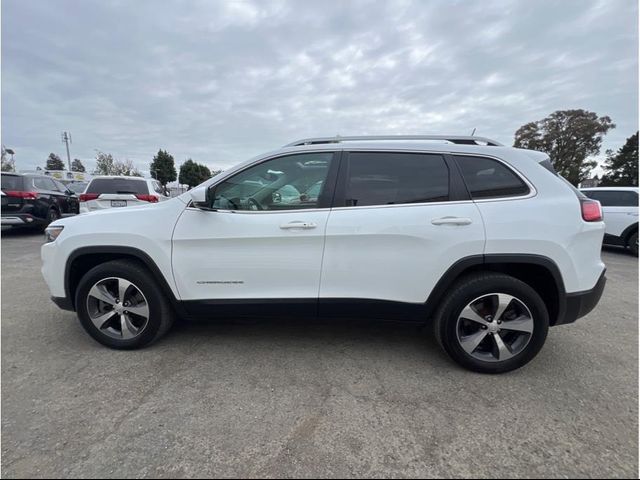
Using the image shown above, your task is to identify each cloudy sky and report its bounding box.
[2,0,638,175]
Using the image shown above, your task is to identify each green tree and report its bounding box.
[179,159,213,188]
[46,153,65,171]
[71,158,86,172]
[514,109,615,186]
[150,149,177,187]
[93,151,115,175]
[600,132,638,187]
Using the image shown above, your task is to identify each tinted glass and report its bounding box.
[67,182,87,194]
[86,178,149,195]
[1,175,23,190]
[583,190,639,207]
[53,179,68,192]
[212,153,333,211]
[153,181,165,195]
[344,152,449,207]
[456,156,529,199]
[33,177,57,191]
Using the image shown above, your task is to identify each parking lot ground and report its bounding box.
[1,227,638,478]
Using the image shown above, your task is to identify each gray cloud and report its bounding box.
[2,0,637,175]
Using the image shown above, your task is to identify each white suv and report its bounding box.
[79,176,168,213]
[580,187,638,256]
[41,135,607,373]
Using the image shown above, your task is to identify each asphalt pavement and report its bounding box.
[1,227,638,478]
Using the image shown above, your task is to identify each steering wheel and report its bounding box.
[247,197,263,211]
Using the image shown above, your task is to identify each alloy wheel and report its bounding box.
[86,277,150,340]
[456,293,534,362]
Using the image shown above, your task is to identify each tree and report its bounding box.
[93,151,142,176]
[600,132,638,187]
[179,159,213,188]
[113,159,142,177]
[46,153,65,171]
[150,149,176,187]
[71,158,86,172]
[93,151,115,175]
[1,146,15,172]
[514,109,615,186]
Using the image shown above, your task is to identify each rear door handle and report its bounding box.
[280,221,317,230]
[431,217,473,226]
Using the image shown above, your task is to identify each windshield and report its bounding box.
[67,182,88,194]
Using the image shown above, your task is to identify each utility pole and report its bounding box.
[61,131,72,171]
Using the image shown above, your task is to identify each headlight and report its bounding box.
[44,226,64,243]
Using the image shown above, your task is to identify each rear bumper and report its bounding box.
[1,213,44,226]
[556,270,607,326]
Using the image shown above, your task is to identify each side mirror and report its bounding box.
[190,187,215,211]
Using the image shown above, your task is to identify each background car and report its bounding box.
[79,176,169,213]
[581,187,638,256]
[1,172,79,229]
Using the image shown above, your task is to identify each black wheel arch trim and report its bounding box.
[424,253,569,325]
[64,246,186,316]
[622,222,638,244]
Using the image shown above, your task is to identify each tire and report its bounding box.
[627,231,638,257]
[75,260,174,349]
[39,208,60,231]
[432,272,549,374]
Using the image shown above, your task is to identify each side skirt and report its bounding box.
[181,298,428,323]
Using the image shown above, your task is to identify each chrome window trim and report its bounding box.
[192,147,537,213]
[338,148,537,208]
[449,152,537,203]
[192,150,338,214]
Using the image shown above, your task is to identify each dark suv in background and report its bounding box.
[1,173,79,230]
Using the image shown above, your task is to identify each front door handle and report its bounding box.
[431,216,473,226]
[280,221,317,230]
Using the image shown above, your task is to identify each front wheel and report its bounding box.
[75,260,174,349]
[433,273,549,374]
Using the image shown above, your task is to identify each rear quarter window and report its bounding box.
[455,155,530,199]
[86,178,149,195]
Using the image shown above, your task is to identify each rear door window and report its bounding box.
[33,177,58,191]
[343,152,449,207]
[455,156,530,199]
[86,178,149,195]
[583,190,638,207]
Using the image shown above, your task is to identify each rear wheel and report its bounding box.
[75,260,174,349]
[627,231,638,257]
[433,273,549,374]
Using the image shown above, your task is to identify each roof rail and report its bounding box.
[284,135,503,148]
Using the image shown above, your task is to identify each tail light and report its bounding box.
[79,193,99,202]
[135,194,159,203]
[4,191,39,199]
[580,198,602,222]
